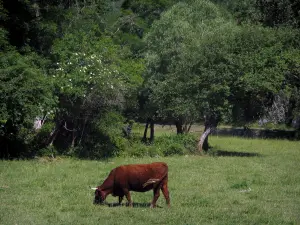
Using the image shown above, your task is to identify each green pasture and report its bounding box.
[1,137,300,225]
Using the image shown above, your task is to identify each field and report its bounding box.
[1,136,300,225]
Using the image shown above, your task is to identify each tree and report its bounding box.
[256,0,300,28]
[211,0,259,24]
[0,28,57,158]
[144,0,300,151]
[49,27,144,156]
[144,0,234,142]
[103,0,180,56]
[281,49,300,129]
[1,0,147,158]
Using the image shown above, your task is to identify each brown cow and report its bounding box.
[92,162,170,208]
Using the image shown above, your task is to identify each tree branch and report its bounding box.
[63,122,76,132]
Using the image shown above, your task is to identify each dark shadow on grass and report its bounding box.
[211,150,261,157]
[95,201,161,208]
[108,202,156,208]
[211,128,299,140]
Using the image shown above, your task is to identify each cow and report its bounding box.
[91,162,170,208]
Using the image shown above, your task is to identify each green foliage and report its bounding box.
[155,134,198,155]
[0,32,57,157]
[144,1,232,123]
[122,0,178,22]
[229,27,300,124]
[0,51,55,125]
[52,35,126,107]
[49,28,144,156]
[38,145,57,158]
[51,30,144,110]
[280,48,300,124]
[211,0,300,28]
[76,112,129,159]
[257,0,300,28]
[31,122,56,156]
[162,143,185,156]
[210,0,259,23]
[144,1,232,124]
[145,1,300,126]
[0,28,9,50]
[121,133,197,157]
[1,0,116,54]
[122,143,154,157]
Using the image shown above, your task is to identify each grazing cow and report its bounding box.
[92,162,170,208]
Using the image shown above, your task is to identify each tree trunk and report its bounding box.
[183,123,187,133]
[142,118,150,142]
[142,118,154,143]
[198,115,218,152]
[198,127,211,152]
[175,121,183,134]
[45,120,64,156]
[150,120,154,143]
[183,122,193,133]
[71,131,76,148]
[47,127,59,147]
[78,118,87,145]
[187,123,193,132]
[45,128,59,158]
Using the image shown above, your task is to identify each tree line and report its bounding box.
[1,0,300,158]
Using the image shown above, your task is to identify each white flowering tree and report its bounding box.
[49,32,144,155]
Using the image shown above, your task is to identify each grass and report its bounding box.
[1,137,300,225]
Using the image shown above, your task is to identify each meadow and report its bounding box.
[1,136,300,225]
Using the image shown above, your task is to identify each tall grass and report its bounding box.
[1,137,300,225]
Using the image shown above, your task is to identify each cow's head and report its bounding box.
[93,188,105,204]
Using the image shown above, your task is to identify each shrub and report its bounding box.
[123,143,149,157]
[38,145,57,158]
[76,111,130,159]
[162,143,185,156]
[119,133,198,158]
[155,134,198,155]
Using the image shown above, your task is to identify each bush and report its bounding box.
[31,122,55,154]
[155,134,198,155]
[122,143,149,157]
[76,111,130,159]
[119,133,198,158]
[162,143,185,156]
[38,146,57,158]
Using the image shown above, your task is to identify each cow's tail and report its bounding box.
[142,169,168,188]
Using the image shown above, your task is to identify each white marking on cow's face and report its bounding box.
[91,187,97,190]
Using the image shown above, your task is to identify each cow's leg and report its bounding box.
[124,190,133,207]
[161,181,170,207]
[150,186,161,208]
[118,195,124,205]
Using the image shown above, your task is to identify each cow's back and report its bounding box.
[114,162,168,192]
